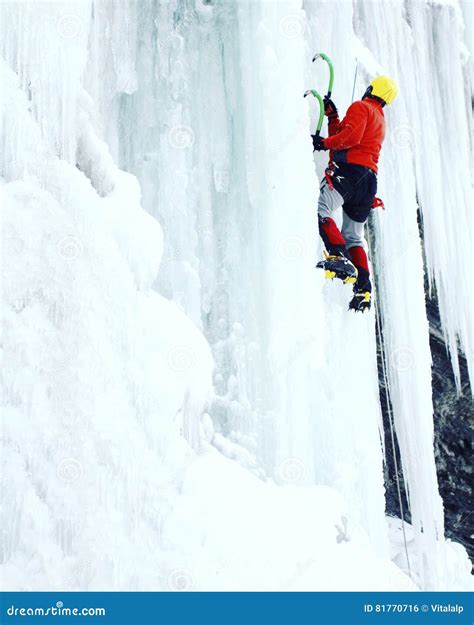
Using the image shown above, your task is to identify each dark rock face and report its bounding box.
[371,205,473,565]
[427,294,473,562]
[379,293,473,563]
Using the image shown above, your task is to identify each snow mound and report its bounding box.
[161,447,417,591]
[1,59,213,589]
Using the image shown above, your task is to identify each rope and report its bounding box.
[350,59,412,579]
[351,59,358,104]
[367,225,413,580]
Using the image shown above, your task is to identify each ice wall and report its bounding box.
[1,0,472,591]
[351,0,472,589]
[1,1,214,589]
[0,41,415,587]
[311,0,471,589]
[103,0,472,589]
[105,0,389,557]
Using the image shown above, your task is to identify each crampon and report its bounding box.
[316,253,358,284]
[348,290,371,313]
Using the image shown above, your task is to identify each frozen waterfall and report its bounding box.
[1,0,472,591]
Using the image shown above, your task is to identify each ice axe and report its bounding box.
[312,52,335,99]
[304,52,335,136]
[304,89,324,137]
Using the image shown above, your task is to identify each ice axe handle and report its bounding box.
[312,52,335,99]
[304,89,324,135]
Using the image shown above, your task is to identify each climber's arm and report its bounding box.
[324,102,368,150]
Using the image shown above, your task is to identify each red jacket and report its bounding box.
[324,98,385,173]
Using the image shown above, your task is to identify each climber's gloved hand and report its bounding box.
[323,95,338,118]
[312,135,328,151]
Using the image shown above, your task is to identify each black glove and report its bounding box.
[323,95,338,118]
[312,135,328,151]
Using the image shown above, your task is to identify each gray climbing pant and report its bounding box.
[318,178,367,250]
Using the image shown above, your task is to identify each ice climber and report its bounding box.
[312,76,398,312]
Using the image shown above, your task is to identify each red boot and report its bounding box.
[348,246,372,312]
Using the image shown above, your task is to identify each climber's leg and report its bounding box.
[317,178,347,257]
[316,179,358,283]
[341,210,371,292]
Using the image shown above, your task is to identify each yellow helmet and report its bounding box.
[366,75,398,105]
